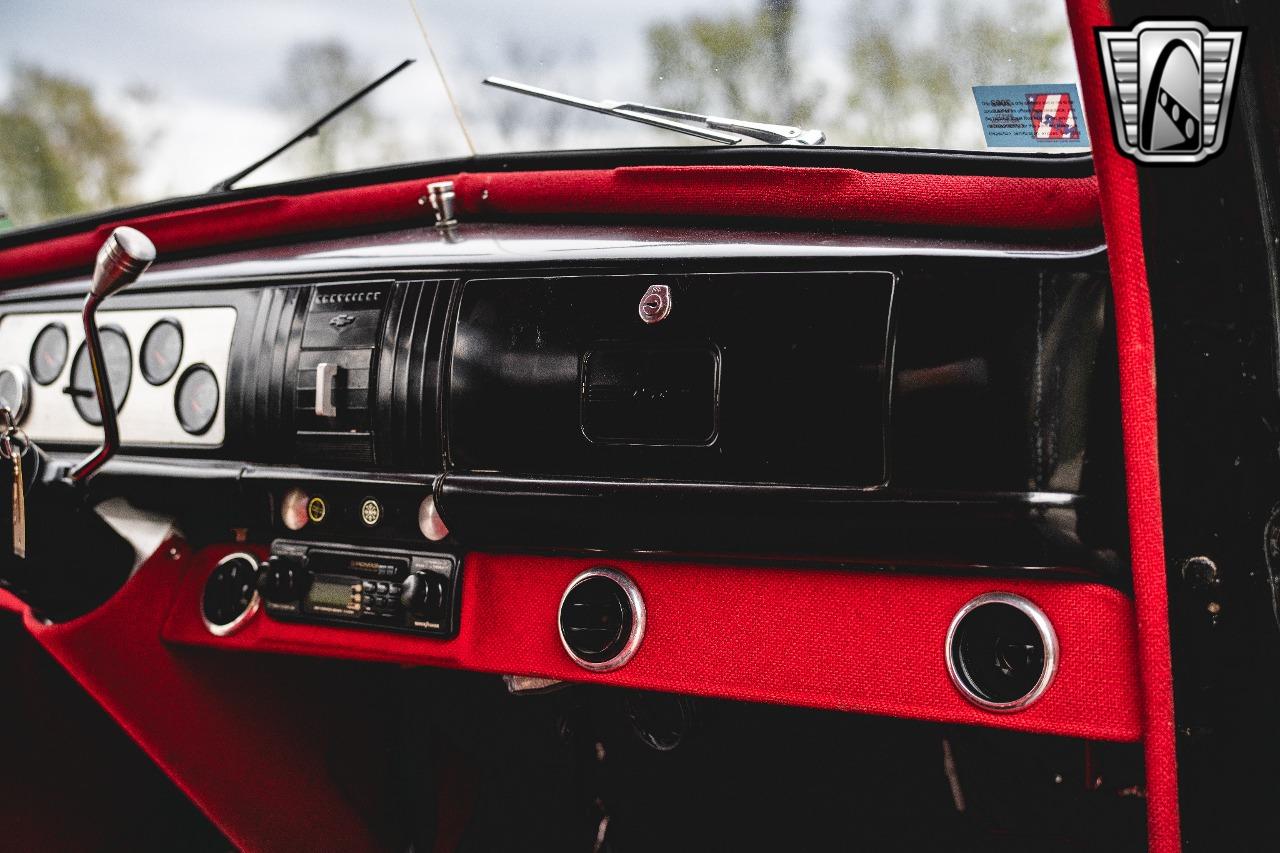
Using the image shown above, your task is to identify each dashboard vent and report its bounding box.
[558,568,645,671]
[227,285,307,461]
[373,279,453,472]
[230,279,450,471]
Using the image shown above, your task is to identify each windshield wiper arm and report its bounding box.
[210,58,416,192]
[482,77,825,146]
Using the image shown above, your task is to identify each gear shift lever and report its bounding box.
[69,227,155,482]
[0,227,154,620]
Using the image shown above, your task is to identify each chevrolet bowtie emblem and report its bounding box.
[1096,19,1245,165]
[329,313,356,331]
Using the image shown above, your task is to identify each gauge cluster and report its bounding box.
[0,307,236,447]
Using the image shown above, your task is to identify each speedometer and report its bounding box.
[174,364,219,435]
[67,326,132,425]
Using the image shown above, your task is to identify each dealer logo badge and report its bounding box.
[1096,19,1244,164]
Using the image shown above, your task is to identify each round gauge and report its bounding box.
[140,318,184,385]
[0,364,31,422]
[67,326,132,426]
[29,322,69,386]
[174,364,219,435]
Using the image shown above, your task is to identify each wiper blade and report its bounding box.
[210,58,416,193]
[482,77,825,146]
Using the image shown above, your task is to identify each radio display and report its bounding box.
[306,575,355,611]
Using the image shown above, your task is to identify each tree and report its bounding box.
[647,0,819,128]
[0,64,137,227]
[489,40,596,149]
[644,0,1072,149]
[845,0,1070,148]
[269,40,381,174]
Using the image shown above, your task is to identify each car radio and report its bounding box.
[256,540,460,637]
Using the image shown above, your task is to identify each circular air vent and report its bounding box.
[946,592,1058,712]
[201,552,261,637]
[558,568,645,672]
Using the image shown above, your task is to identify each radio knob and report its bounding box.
[257,555,306,604]
[400,571,444,619]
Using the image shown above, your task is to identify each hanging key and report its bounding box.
[0,409,25,559]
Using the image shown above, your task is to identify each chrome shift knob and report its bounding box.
[91,227,155,299]
[71,227,156,483]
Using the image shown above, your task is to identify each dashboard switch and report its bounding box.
[257,554,307,604]
[400,571,445,621]
[315,361,339,417]
[418,494,449,541]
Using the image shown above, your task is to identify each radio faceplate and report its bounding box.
[260,540,459,637]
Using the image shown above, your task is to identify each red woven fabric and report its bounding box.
[164,547,1141,743]
[0,166,1099,285]
[23,541,388,853]
[1066,1,1180,850]
[0,178,441,285]
[453,166,1100,230]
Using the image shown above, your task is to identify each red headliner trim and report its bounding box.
[1066,1,1181,850]
[0,165,1099,284]
[164,548,1142,743]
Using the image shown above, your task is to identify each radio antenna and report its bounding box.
[407,0,477,156]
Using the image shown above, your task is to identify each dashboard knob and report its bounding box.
[256,555,306,604]
[400,571,444,619]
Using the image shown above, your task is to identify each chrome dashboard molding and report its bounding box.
[0,222,1106,303]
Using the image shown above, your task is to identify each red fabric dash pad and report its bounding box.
[453,166,1102,231]
[0,178,441,285]
[0,166,1099,284]
[164,547,1142,744]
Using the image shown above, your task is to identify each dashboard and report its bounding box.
[0,224,1122,567]
[0,219,1134,744]
[0,189,1149,851]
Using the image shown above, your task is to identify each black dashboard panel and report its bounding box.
[0,224,1121,575]
[447,272,895,486]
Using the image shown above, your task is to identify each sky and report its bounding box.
[0,0,1083,209]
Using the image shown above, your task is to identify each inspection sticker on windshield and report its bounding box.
[972,84,1089,147]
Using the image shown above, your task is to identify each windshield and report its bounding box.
[0,0,1085,231]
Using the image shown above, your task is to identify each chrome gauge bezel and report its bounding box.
[0,363,32,423]
[174,363,220,436]
[140,317,185,386]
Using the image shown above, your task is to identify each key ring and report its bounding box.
[6,428,27,455]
